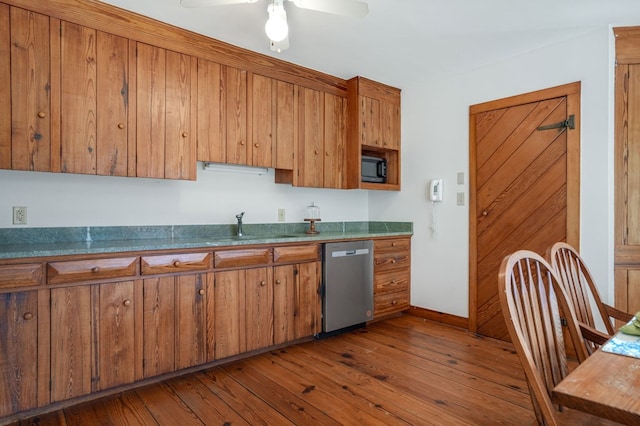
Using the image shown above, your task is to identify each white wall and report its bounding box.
[0,166,368,227]
[369,26,615,317]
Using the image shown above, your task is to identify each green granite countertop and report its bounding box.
[0,222,412,260]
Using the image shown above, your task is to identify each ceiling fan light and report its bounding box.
[265,3,288,42]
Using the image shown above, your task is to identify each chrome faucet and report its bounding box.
[235,212,245,237]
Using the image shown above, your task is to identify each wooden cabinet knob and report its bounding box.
[198,289,205,295]
[391,242,396,247]
[240,141,245,146]
[23,312,34,320]
[37,111,45,118]
[91,266,100,273]
[314,150,319,155]
[182,132,188,138]
[391,259,396,264]
[117,123,125,129]
[173,261,181,267]
[391,279,396,284]
[325,152,329,156]
[123,299,132,307]
[391,300,397,305]
[260,281,266,287]
[254,143,259,148]
[275,279,281,285]
[482,211,488,216]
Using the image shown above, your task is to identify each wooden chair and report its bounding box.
[548,242,633,354]
[498,250,618,426]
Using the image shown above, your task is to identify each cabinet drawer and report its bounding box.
[374,270,409,295]
[374,251,410,272]
[374,290,410,317]
[214,248,272,269]
[0,263,44,289]
[273,244,320,264]
[374,238,411,254]
[141,252,213,275]
[48,257,138,285]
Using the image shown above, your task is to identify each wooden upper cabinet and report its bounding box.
[249,73,297,169]
[346,76,402,190]
[297,87,324,188]
[250,73,275,168]
[8,6,52,172]
[136,42,196,180]
[0,4,10,169]
[196,61,248,166]
[323,92,346,189]
[60,23,130,175]
[223,65,248,165]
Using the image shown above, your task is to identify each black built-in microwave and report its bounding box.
[361,155,387,183]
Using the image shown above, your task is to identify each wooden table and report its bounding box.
[552,344,640,424]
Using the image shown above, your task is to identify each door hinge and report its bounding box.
[537,114,575,131]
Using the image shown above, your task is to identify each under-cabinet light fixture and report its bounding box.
[203,162,269,175]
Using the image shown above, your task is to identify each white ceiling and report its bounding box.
[97,0,640,89]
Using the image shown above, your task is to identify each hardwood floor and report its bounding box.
[12,314,535,425]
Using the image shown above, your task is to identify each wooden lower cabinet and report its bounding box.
[273,261,322,343]
[51,281,138,402]
[373,237,411,318]
[0,289,48,417]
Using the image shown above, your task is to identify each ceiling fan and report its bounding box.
[180,0,369,52]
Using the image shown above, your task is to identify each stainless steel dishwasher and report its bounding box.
[322,240,374,334]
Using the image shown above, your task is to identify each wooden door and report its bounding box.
[250,73,274,168]
[50,286,92,402]
[273,264,295,344]
[196,58,223,163]
[614,28,640,314]
[275,80,296,170]
[245,267,273,351]
[469,83,581,341]
[223,65,248,165]
[94,280,136,390]
[0,290,41,416]
[381,99,400,150]
[0,4,11,169]
[214,269,246,359]
[298,87,324,187]
[175,273,211,369]
[295,261,321,338]
[360,95,380,148]
[142,276,175,377]
[323,93,345,189]
[10,7,52,172]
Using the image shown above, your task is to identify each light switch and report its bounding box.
[457,172,465,185]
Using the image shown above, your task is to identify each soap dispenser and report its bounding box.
[304,202,321,234]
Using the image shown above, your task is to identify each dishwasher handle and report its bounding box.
[331,248,370,258]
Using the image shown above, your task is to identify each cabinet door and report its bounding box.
[214,270,246,359]
[175,273,212,369]
[250,73,274,168]
[223,66,248,165]
[323,93,345,189]
[0,4,10,169]
[295,261,321,338]
[10,7,52,171]
[360,95,380,148]
[245,267,273,351]
[136,43,195,180]
[50,286,92,402]
[94,280,136,390]
[275,80,296,170]
[96,31,130,176]
[196,58,223,163]
[297,87,324,187]
[142,276,175,377]
[0,290,42,417]
[381,100,400,150]
[273,265,295,344]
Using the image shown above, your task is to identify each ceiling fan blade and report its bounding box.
[270,35,289,52]
[180,0,257,8]
[290,0,368,17]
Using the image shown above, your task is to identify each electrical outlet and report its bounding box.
[277,208,285,222]
[13,206,27,225]
[456,193,465,206]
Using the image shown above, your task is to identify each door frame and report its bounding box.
[468,82,582,333]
